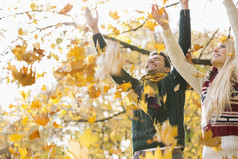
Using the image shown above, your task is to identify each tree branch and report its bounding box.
[66,110,126,123]
[196,29,219,63]
[104,35,212,65]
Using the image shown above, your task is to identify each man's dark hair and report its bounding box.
[150,51,171,69]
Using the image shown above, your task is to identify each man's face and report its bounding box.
[145,54,169,74]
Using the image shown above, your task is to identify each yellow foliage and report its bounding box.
[9,134,24,142]
[78,128,98,148]
[11,66,36,86]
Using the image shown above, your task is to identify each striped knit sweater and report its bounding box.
[201,67,238,137]
[162,0,238,137]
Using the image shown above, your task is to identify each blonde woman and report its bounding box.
[152,0,238,158]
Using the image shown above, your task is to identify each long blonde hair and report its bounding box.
[202,39,236,124]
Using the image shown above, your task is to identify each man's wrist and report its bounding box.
[91,26,100,34]
[181,3,188,10]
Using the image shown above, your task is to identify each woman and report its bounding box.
[152,0,238,158]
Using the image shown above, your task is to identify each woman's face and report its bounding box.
[211,42,227,70]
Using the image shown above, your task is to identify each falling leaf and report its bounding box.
[199,129,222,151]
[66,140,89,159]
[9,134,24,142]
[88,85,101,98]
[116,82,132,92]
[101,24,105,29]
[53,122,60,128]
[154,43,165,52]
[56,38,63,44]
[58,3,73,15]
[219,35,228,43]
[41,84,46,91]
[19,147,28,158]
[103,84,111,93]
[155,120,178,145]
[22,116,29,126]
[193,44,204,51]
[29,130,40,140]
[138,100,148,114]
[192,72,204,78]
[135,10,145,14]
[11,66,36,86]
[30,3,38,11]
[78,128,98,148]
[144,85,156,97]
[18,28,23,35]
[163,0,169,5]
[88,112,96,123]
[31,99,41,109]
[68,45,86,61]
[33,114,49,126]
[144,20,157,31]
[109,11,120,20]
[114,91,122,99]
[174,84,180,92]
[163,93,167,104]
[130,64,135,72]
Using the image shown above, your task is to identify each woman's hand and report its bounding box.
[151,4,170,30]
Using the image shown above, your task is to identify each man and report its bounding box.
[85,0,190,158]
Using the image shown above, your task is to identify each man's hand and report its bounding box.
[180,0,189,10]
[151,4,170,30]
[85,7,99,34]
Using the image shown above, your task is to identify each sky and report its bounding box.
[0,0,236,110]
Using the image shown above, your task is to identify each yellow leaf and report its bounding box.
[174,84,180,92]
[138,100,148,114]
[33,20,38,24]
[130,64,135,72]
[78,128,98,148]
[101,24,105,29]
[18,28,23,35]
[88,85,101,98]
[29,130,40,140]
[33,114,49,126]
[154,43,165,52]
[58,3,73,15]
[53,122,60,128]
[163,93,167,104]
[19,147,28,158]
[135,10,145,14]
[68,45,86,61]
[144,20,157,31]
[199,129,221,149]
[144,85,156,97]
[163,0,169,5]
[9,134,24,142]
[114,91,122,99]
[30,3,38,11]
[31,99,41,109]
[192,72,204,78]
[60,110,67,115]
[155,120,178,145]
[219,35,228,43]
[117,82,132,92]
[66,140,89,159]
[193,44,204,51]
[103,84,111,93]
[11,66,36,86]
[109,11,120,20]
[22,116,29,126]
[41,84,46,91]
[88,112,96,123]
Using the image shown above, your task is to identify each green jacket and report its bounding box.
[93,10,191,153]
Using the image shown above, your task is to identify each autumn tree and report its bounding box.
[0,0,231,158]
